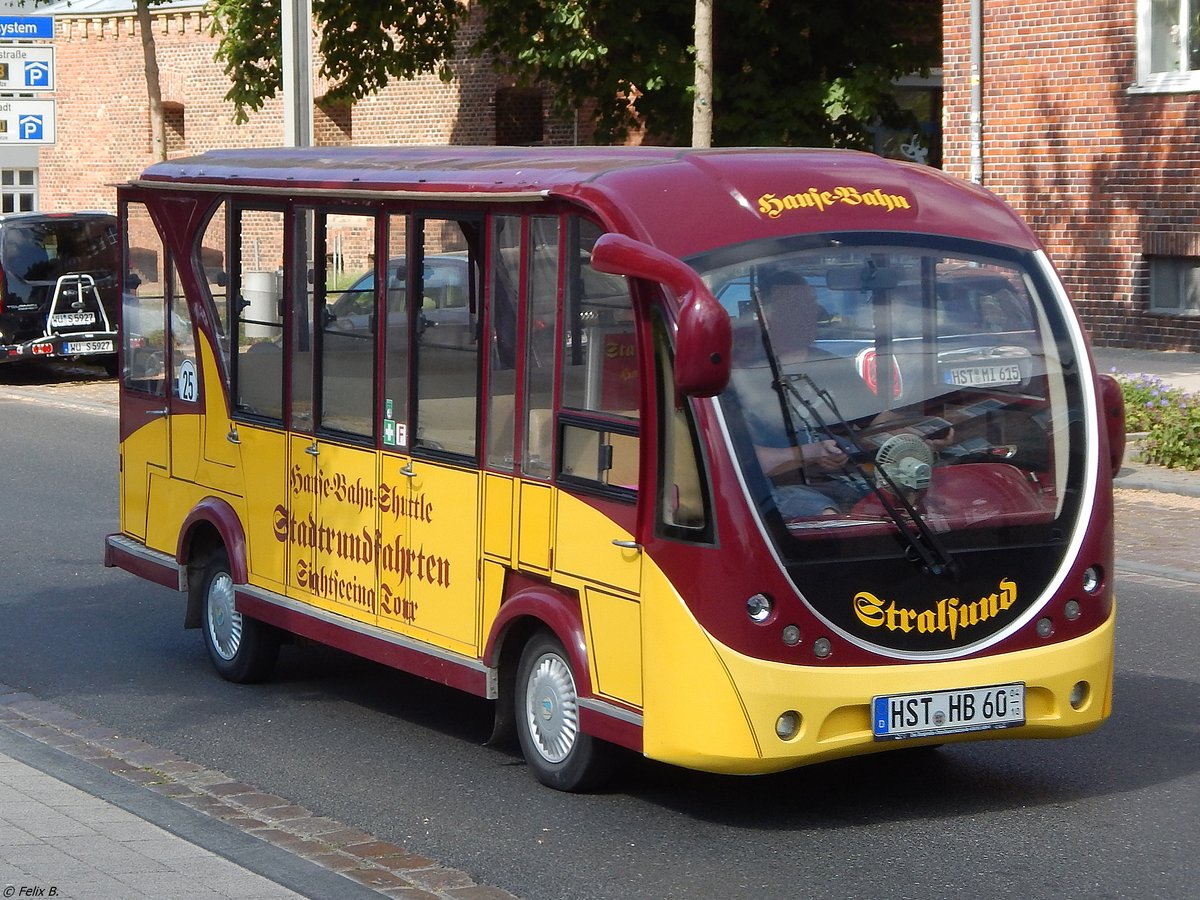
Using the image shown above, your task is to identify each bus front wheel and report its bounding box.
[198,549,279,684]
[515,632,614,792]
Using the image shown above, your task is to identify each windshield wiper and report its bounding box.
[780,372,960,578]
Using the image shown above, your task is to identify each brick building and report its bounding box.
[943,1,1200,351]
[0,0,577,215]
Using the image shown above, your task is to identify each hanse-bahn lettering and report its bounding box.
[853,578,1018,640]
[757,185,913,219]
[290,464,434,524]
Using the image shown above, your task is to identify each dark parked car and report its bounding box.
[0,211,120,372]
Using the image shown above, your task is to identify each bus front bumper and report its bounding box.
[642,605,1115,775]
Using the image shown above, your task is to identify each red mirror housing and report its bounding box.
[1097,372,1126,477]
[591,233,731,397]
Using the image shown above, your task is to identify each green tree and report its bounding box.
[209,0,462,123]
[207,0,940,148]
[473,0,941,146]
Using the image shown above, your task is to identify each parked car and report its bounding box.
[325,254,473,348]
[0,211,120,373]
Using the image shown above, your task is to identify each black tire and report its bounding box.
[515,632,614,792]
[198,548,279,683]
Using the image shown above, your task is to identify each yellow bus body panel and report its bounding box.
[641,575,1115,774]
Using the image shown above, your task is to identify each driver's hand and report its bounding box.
[803,439,849,472]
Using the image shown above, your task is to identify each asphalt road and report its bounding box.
[1,369,1198,900]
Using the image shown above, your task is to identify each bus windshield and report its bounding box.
[704,235,1084,550]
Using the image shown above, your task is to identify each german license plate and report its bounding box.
[51,312,97,327]
[872,682,1025,741]
[62,340,113,355]
[946,364,1022,387]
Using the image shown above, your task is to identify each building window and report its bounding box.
[1134,0,1200,92]
[1149,257,1200,315]
[495,87,544,146]
[1,169,36,212]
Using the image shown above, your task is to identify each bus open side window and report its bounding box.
[120,201,168,396]
[654,321,713,542]
[553,218,641,498]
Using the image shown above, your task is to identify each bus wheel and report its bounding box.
[516,632,614,792]
[199,549,279,684]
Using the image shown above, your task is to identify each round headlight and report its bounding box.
[781,624,801,646]
[776,710,802,740]
[746,593,773,624]
[813,637,832,658]
[1082,566,1102,595]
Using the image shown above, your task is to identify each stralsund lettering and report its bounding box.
[852,578,1017,640]
[758,186,912,220]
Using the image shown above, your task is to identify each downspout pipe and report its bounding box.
[969,0,984,184]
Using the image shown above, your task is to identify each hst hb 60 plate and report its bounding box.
[872,682,1025,741]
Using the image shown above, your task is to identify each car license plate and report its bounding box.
[872,682,1025,741]
[946,364,1022,387]
[62,340,114,355]
[50,312,97,327]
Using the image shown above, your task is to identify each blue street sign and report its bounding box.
[19,114,44,141]
[24,60,49,88]
[0,16,54,41]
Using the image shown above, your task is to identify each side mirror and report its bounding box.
[591,234,731,397]
[1097,372,1126,478]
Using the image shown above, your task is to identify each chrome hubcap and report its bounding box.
[524,651,579,764]
[206,571,242,662]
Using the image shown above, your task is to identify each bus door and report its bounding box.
[286,210,381,626]
[381,216,482,654]
[553,219,645,707]
[118,200,170,542]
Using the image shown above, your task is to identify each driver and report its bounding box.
[731,269,951,518]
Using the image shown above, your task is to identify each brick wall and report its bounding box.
[38,5,585,215]
[943,0,1200,351]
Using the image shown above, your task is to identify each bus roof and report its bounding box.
[136,146,1041,260]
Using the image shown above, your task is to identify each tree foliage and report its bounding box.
[473,0,941,147]
[208,0,940,146]
[210,0,463,123]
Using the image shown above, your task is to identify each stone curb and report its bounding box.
[0,683,518,900]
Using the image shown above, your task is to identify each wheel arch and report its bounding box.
[178,497,248,629]
[484,576,591,696]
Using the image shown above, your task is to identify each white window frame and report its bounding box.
[1132,0,1200,93]
[1148,257,1200,316]
[0,168,38,213]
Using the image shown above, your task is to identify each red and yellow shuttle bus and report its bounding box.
[105,147,1125,791]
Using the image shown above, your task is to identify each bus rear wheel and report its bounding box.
[199,549,279,684]
[515,632,614,792]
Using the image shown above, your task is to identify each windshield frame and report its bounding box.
[692,230,1100,658]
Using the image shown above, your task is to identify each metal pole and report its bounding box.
[282,0,314,147]
[968,0,983,184]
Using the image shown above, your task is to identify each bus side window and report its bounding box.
[655,324,711,537]
[233,207,285,422]
[198,199,231,388]
[317,211,376,439]
[382,214,409,449]
[522,216,560,477]
[413,217,480,457]
[487,215,521,470]
[555,219,639,495]
[121,201,167,395]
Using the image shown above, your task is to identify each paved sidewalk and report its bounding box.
[0,687,515,900]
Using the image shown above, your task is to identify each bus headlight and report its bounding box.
[1082,566,1102,594]
[746,593,773,623]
